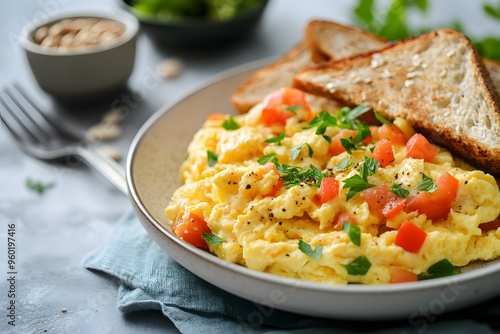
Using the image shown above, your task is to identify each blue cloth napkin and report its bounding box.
[84,210,500,334]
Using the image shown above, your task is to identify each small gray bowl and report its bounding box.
[20,8,139,98]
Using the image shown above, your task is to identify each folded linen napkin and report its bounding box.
[84,210,500,334]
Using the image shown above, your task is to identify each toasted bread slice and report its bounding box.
[306,19,387,63]
[293,28,500,176]
[231,21,388,114]
[486,59,500,95]
[231,41,314,114]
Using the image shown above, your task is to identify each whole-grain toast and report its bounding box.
[306,19,388,63]
[230,21,388,114]
[293,28,500,176]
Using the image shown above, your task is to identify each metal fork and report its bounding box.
[0,83,128,194]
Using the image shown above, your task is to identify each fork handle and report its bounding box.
[75,145,128,195]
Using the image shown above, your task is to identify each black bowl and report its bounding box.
[118,0,269,47]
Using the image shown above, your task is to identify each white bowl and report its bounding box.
[19,8,139,98]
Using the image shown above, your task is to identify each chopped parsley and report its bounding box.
[202,233,226,246]
[335,156,355,172]
[336,104,371,129]
[25,178,55,195]
[342,256,371,275]
[278,164,324,188]
[342,222,361,246]
[207,150,219,167]
[374,110,392,125]
[222,116,240,130]
[285,105,301,113]
[390,183,410,198]
[417,173,437,192]
[298,240,323,260]
[265,132,285,145]
[342,156,379,200]
[303,111,337,135]
[290,143,313,162]
[257,153,278,165]
[418,259,460,280]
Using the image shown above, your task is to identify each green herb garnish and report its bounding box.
[390,183,410,198]
[202,233,226,246]
[343,156,379,200]
[25,178,55,195]
[207,150,219,167]
[303,111,337,135]
[342,222,361,246]
[336,104,371,129]
[374,110,392,125]
[285,105,301,114]
[342,256,371,275]
[298,240,323,260]
[418,259,460,280]
[222,116,240,130]
[290,143,313,162]
[278,164,324,188]
[336,156,355,172]
[265,132,285,145]
[416,173,437,192]
[257,153,278,165]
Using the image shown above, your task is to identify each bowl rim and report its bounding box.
[19,7,139,56]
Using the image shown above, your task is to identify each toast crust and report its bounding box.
[293,28,500,176]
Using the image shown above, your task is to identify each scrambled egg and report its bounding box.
[165,97,500,284]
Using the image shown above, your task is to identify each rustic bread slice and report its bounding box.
[293,28,500,176]
[231,21,389,114]
[486,59,500,95]
[306,19,387,63]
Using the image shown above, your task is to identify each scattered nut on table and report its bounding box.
[100,145,123,161]
[86,123,122,141]
[33,17,125,51]
[156,58,183,79]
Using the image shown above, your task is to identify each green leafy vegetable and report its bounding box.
[202,233,226,246]
[342,222,361,246]
[342,256,371,275]
[298,240,323,260]
[336,104,371,129]
[303,111,337,135]
[352,0,500,61]
[418,259,460,280]
[416,173,437,192]
[207,150,219,167]
[25,178,55,195]
[222,116,240,130]
[390,183,409,198]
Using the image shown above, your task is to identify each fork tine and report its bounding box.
[0,86,52,144]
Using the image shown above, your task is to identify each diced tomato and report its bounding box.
[479,216,500,232]
[390,267,418,283]
[319,177,339,204]
[328,129,358,156]
[378,124,407,146]
[405,191,451,221]
[333,213,357,231]
[432,173,459,205]
[405,133,438,162]
[394,221,427,253]
[363,185,405,219]
[206,113,225,122]
[373,138,395,168]
[172,212,211,249]
[265,179,284,197]
[260,88,311,126]
[382,197,407,219]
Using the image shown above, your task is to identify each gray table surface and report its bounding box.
[0,1,498,333]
